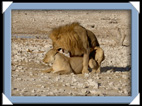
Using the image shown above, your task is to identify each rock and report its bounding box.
[31,78,36,81]
[70,73,75,77]
[31,89,36,93]
[85,90,91,96]
[87,79,98,89]
[48,92,54,96]
[123,88,128,94]
[29,72,33,76]
[13,88,18,90]
[77,83,84,88]
[71,77,77,83]
[108,82,114,86]
[84,73,90,78]
[90,90,101,96]
[107,69,114,73]
[122,74,129,79]
[65,83,70,86]
[17,78,22,81]
[94,75,99,80]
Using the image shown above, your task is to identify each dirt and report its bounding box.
[11,10,131,96]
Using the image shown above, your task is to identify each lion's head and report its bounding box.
[43,49,57,64]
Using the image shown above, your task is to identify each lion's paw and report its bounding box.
[82,69,89,74]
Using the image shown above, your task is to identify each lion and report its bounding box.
[42,47,104,74]
[49,22,100,74]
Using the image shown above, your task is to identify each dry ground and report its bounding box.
[11,10,131,96]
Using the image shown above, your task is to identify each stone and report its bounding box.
[87,79,98,89]
[84,73,90,78]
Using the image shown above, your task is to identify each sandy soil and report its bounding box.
[11,10,131,96]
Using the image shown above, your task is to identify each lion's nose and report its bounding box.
[43,60,48,64]
[43,61,48,64]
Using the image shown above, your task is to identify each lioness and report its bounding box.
[49,22,100,74]
[42,47,104,74]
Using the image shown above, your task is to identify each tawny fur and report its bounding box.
[42,48,104,74]
[49,22,100,74]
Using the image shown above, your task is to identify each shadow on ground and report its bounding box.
[101,66,131,72]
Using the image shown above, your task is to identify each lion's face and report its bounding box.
[43,49,57,64]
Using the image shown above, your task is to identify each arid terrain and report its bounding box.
[11,10,131,96]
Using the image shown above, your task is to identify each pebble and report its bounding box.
[15,69,20,72]
[31,78,36,81]
[29,72,33,76]
[87,79,98,89]
[109,82,114,86]
[107,69,114,73]
[123,88,128,94]
[85,90,91,96]
[115,71,121,73]
[13,88,18,90]
[77,83,84,88]
[31,89,36,93]
[84,73,90,78]
[122,74,129,79]
[48,92,54,95]
[55,76,60,81]
[70,73,76,77]
[71,77,77,83]
[17,78,22,81]
[90,90,100,95]
[65,83,70,86]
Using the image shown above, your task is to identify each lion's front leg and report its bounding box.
[82,48,90,74]
[40,68,53,73]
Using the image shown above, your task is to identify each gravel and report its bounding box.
[11,10,131,96]
[11,38,131,96]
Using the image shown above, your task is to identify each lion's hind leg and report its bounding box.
[89,58,99,74]
[53,70,71,75]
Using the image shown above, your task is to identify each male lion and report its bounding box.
[42,47,104,74]
[49,22,100,74]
